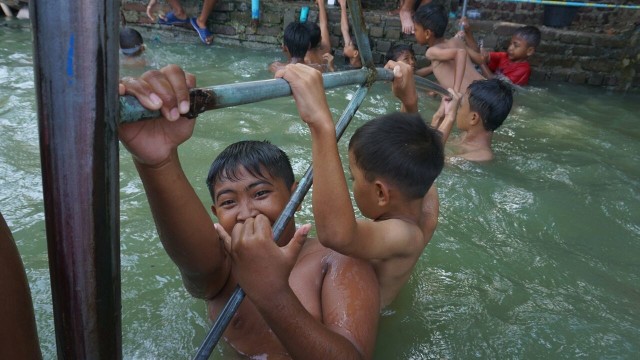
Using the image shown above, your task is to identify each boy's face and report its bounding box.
[343,43,361,67]
[397,51,416,70]
[414,23,428,45]
[507,35,534,62]
[348,151,378,220]
[211,166,295,236]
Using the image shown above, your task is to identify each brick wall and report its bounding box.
[121,0,640,90]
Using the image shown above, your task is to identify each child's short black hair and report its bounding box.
[385,44,415,63]
[305,22,321,49]
[284,21,311,59]
[513,25,541,48]
[206,140,295,203]
[349,113,444,200]
[119,27,144,56]
[467,79,514,132]
[413,4,448,38]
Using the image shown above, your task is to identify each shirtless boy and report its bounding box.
[304,0,334,72]
[432,78,514,161]
[414,4,484,94]
[270,21,314,73]
[276,62,444,307]
[118,65,379,359]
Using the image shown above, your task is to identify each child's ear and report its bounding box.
[374,180,390,207]
[424,29,433,42]
[469,111,481,126]
[211,205,217,217]
[526,46,535,57]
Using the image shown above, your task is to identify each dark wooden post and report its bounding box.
[30,0,121,358]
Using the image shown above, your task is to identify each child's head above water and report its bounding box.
[206,140,295,204]
[284,21,311,59]
[385,44,416,70]
[466,79,514,132]
[413,4,448,40]
[119,27,145,57]
[305,21,321,50]
[508,25,541,61]
[348,113,444,209]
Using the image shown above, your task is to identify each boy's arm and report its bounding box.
[456,17,481,53]
[384,60,418,113]
[278,64,418,260]
[426,46,467,93]
[434,89,462,144]
[415,64,433,77]
[420,185,439,245]
[219,216,379,359]
[338,0,352,47]
[317,0,331,55]
[118,65,230,299]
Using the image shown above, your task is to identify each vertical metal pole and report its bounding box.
[347,0,374,69]
[30,0,121,359]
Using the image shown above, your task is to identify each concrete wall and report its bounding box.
[120,0,639,90]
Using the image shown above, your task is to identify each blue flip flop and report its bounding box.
[190,17,214,45]
[158,12,189,26]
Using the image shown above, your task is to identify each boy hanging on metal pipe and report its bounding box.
[117,65,379,359]
[277,61,445,307]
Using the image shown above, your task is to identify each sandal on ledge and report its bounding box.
[158,12,189,26]
[190,17,214,45]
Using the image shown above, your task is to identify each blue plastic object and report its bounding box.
[300,6,309,23]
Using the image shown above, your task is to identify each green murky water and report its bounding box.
[1,21,639,359]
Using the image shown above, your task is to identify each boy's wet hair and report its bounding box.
[349,113,444,200]
[284,21,311,59]
[385,44,415,63]
[467,79,514,132]
[413,4,448,38]
[206,140,295,203]
[513,25,541,48]
[119,27,144,56]
[305,22,321,49]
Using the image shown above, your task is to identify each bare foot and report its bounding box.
[400,9,414,34]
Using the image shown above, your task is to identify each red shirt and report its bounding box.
[488,52,531,86]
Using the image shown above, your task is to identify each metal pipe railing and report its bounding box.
[501,0,640,9]
[118,68,448,123]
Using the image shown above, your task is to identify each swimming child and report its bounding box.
[276,62,444,307]
[304,0,334,72]
[338,0,363,69]
[385,44,417,71]
[432,78,514,161]
[118,64,380,359]
[119,27,148,68]
[269,21,317,73]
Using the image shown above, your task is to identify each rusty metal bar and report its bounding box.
[30,0,121,358]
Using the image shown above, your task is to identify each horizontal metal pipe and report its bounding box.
[119,68,448,123]
[501,0,640,9]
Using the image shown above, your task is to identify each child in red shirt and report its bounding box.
[459,23,541,86]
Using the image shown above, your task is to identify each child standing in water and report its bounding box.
[277,62,444,307]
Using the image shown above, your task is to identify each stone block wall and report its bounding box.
[120,0,639,90]
[465,0,640,35]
